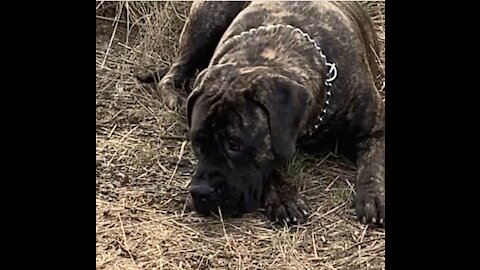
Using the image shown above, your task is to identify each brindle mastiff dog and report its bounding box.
[138,1,385,227]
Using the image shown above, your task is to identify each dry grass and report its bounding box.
[96,1,385,269]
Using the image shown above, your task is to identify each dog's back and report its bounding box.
[330,1,381,78]
[213,1,380,79]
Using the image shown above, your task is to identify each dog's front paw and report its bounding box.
[157,74,185,110]
[136,67,169,83]
[264,185,310,225]
[355,184,385,227]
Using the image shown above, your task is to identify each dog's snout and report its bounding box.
[190,183,215,202]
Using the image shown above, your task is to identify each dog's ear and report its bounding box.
[248,75,311,162]
[186,68,210,129]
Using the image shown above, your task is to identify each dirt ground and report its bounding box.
[96,2,385,269]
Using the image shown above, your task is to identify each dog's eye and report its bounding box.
[227,140,243,152]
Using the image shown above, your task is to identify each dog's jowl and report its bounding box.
[139,1,385,227]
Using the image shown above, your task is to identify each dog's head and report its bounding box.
[186,64,311,217]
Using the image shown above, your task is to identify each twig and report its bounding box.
[181,194,192,216]
[119,126,140,144]
[107,123,118,139]
[101,2,122,69]
[346,236,385,252]
[97,199,157,213]
[96,221,152,234]
[325,175,341,191]
[344,178,356,195]
[117,42,161,62]
[96,1,105,10]
[96,15,127,24]
[160,135,187,141]
[118,213,137,265]
[125,1,130,46]
[167,140,188,185]
[316,152,332,166]
[357,223,369,243]
[218,207,229,244]
[370,44,385,76]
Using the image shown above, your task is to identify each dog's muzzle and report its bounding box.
[189,173,242,216]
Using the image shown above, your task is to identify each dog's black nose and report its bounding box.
[190,183,215,202]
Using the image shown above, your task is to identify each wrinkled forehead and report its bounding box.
[189,89,269,141]
[225,101,269,139]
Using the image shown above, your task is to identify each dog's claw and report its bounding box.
[264,186,309,226]
[355,185,385,227]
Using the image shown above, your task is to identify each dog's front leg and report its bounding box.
[138,1,247,109]
[354,126,385,227]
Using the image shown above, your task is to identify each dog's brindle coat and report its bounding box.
[140,1,384,226]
